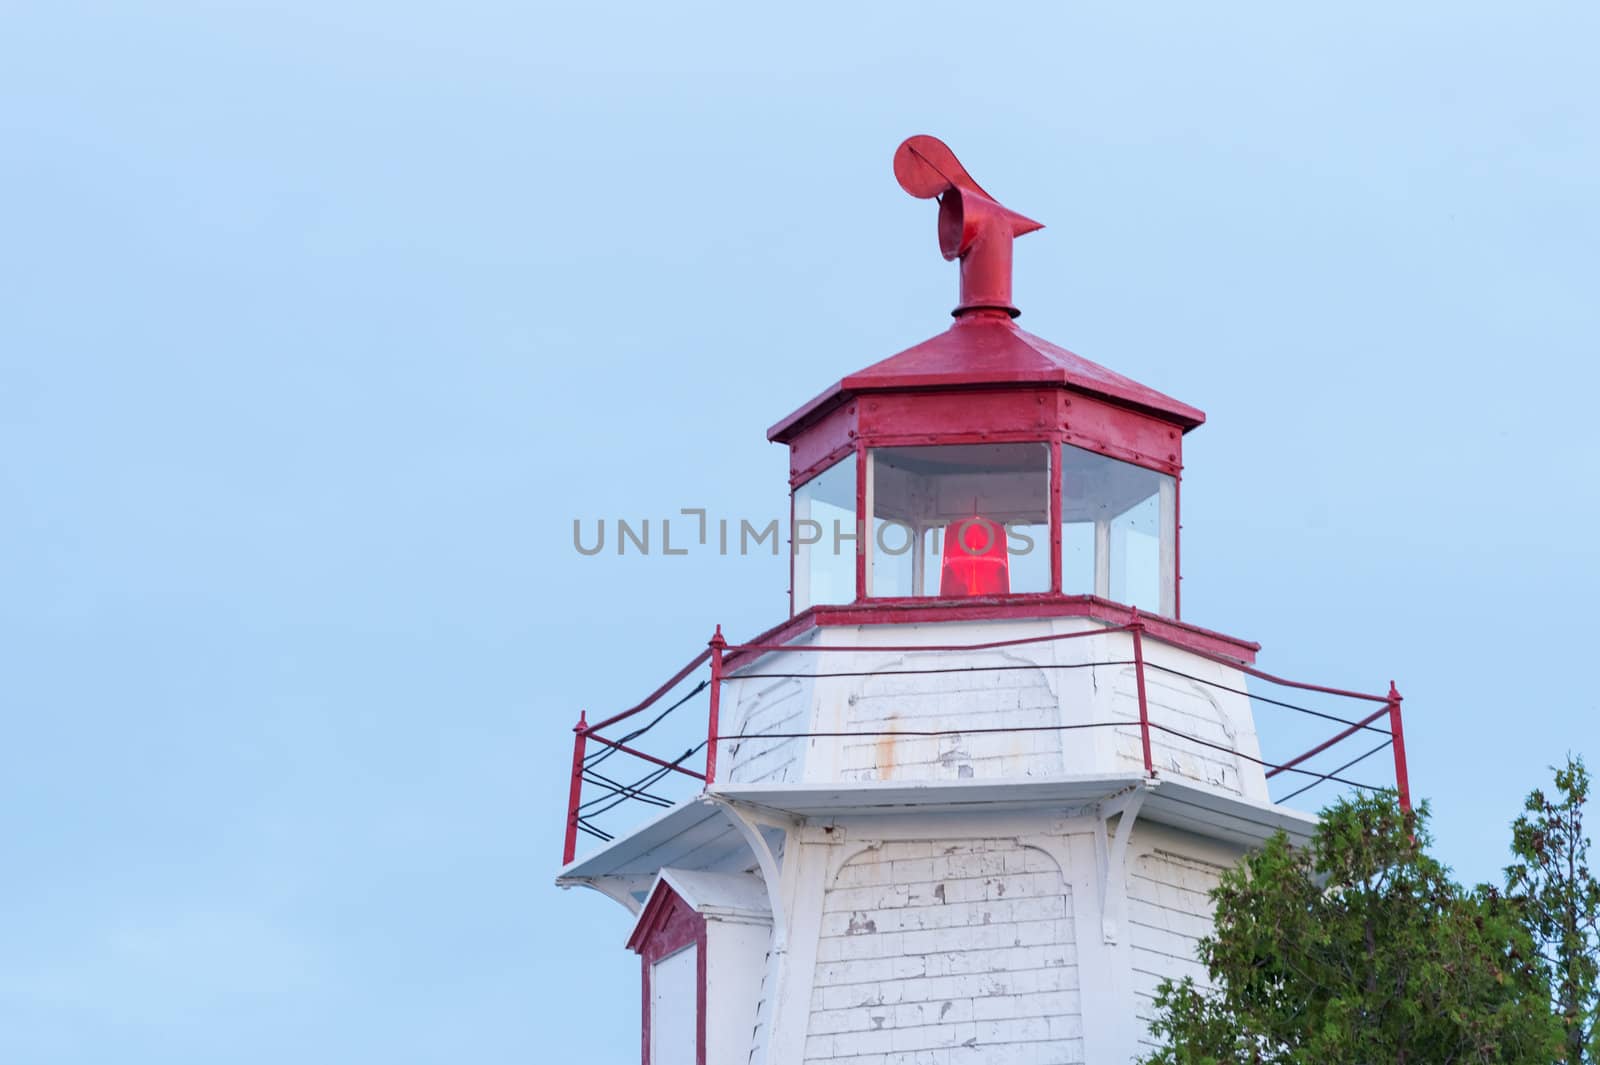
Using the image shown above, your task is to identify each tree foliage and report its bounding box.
[1143,792,1559,1064]
[1505,755,1600,1063]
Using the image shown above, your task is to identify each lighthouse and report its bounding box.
[556,136,1410,1065]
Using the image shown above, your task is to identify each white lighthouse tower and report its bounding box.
[556,136,1410,1065]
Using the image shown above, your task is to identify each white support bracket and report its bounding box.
[1096,781,1151,943]
[709,796,794,951]
[556,875,655,915]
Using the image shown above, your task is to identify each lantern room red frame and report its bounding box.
[770,310,1205,620]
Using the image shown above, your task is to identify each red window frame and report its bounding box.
[627,885,708,1065]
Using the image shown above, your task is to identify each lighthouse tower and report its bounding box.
[556,136,1410,1065]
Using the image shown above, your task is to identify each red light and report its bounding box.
[939,517,1009,597]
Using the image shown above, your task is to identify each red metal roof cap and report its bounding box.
[769,313,1206,442]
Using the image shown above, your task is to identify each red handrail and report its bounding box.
[1264,704,1391,781]
[562,712,588,865]
[584,733,708,781]
[705,627,726,783]
[585,648,712,734]
[1388,682,1410,813]
[1129,618,1154,776]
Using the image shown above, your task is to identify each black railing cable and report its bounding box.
[1143,662,1391,736]
[580,743,706,821]
[1275,738,1396,804]
[581,768,674,809]
[584,680,708,771]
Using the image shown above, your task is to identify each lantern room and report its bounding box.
[772,136,1203,621]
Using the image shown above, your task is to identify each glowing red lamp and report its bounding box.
[939,517,1010,597]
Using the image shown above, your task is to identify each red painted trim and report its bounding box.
[1264,704,1392,779]
[721,595,1259,667]
[1187,650,1387,703]
[1388,682,1411,813]
[585,733,708,781]
[768,379,848,445]
[862,389,1057,444]
[588,649,712,734]
[783,389,1184,487]
[1057,394,1184,478]
[1173,473,1183,619]
[705,628,726,784]
[853,441,867,600]
[793,428,1055,486]
[792,447,856,490]
[788,402,858,486]
[787,489,796,617]
[848,375,1202,433]
[729,621,1129,657]
[1048,440,1063,595]
[1130,621,1154,776]
[562,712,587,865]
[629,881,708,1065]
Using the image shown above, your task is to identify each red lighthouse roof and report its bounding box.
[768,313,1205,443]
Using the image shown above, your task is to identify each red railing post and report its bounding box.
[1387,681,1410,813]
[1130,616,1155,777]
[705,626,726,785]
[562,710,588,865]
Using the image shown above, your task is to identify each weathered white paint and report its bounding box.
[652,944,698,1065]
[836,649,1063,784]
[719,618,1267,801]
[806,837,1083,1065]
[710,918,776,1065]
[737,806,1246,1065]
[1128,849,1224,1054]
[747,947,775,1065]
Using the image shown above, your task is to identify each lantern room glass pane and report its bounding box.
[867,443,1050,598]
[1059,445,1176,614]
[793,454,857,612]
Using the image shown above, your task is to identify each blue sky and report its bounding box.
[2,2,1596,1062]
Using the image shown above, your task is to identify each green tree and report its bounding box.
[1506,755,1600,1063]
[1143,792,1558,1064]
